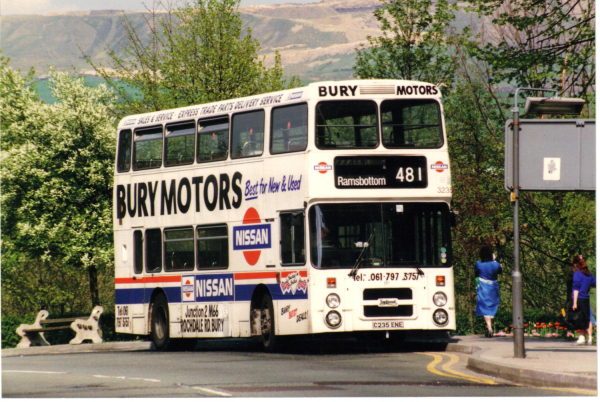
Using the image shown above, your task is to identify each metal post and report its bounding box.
[512,97,525,358]
[511,88,557,359]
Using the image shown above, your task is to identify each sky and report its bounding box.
[2,0,320,15]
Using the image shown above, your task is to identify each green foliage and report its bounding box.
[83,0,300,116]
[440,11,595,331]
[1,314,33,349]
[453,309,570,335]
[354,0,457,87]
[1,65,116,316]
[466,0,595,99]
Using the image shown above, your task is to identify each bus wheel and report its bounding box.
[260,294,277,352]
[151,294,171,351]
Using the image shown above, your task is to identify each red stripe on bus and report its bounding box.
[115,276,181,284]
[115,271,307,284]
[234,272,278,280]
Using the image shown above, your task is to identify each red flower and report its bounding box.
[549,323,554,327]
[555,322,560,326]
[524,323,529,327]
[510,325,514,328]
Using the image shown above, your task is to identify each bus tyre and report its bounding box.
[260,294,278,352]
[151,294,172,351]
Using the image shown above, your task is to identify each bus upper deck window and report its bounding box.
[117,129,132,172]
[381,100,443,148]
[271,104,308,154]
[232,110,265,159]
[133,126,163,170]
[165,122,195,167]
[198,117,229,162]
[315,101,378,149]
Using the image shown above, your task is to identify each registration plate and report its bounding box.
[372,321,404,329]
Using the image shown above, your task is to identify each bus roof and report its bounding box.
[117,79,442,130]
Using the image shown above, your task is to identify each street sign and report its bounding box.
[505,119,595,191]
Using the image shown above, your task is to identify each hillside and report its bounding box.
[2,0,475,82]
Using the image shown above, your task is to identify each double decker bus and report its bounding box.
[113,79,455,351]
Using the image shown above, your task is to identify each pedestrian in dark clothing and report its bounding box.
[572,255,596,345]
[475,246,502,338]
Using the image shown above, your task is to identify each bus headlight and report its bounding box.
[433,309,449,326]
[433,292,447,307]
[325,311,342,328]
[326,293,341,309]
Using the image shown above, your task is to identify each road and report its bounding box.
[2,338,586,397]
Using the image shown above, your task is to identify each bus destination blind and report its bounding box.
[334,156,428,189]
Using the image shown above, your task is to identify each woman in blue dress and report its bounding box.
[475,246,502,338]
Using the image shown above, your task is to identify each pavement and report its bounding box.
[445,335,597,391]
[3,334,597,391]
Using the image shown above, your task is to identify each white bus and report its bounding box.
[113,79,455,351]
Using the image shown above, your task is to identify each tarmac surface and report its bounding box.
[3,334,597,392]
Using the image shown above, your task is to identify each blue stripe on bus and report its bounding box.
[115,287,182,304]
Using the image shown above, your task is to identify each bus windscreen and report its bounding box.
[309,203,451,269]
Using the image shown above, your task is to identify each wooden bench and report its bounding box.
[16,306,104,348]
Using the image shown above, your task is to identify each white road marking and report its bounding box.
[93,375,161,382]
[192,386,232,397]
[3,370,67,375]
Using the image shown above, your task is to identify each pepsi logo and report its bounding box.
[233,207,272,266]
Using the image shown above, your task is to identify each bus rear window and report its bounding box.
[316,101,378,149]
[134,126,163,170]
[381,100,443,148]
[165,122,195,167]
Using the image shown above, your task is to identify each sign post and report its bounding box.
[506,89,587,359]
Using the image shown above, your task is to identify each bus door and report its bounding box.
[129,228,159,333]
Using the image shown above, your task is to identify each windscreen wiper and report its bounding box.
[401,261,425,277]
[348,231,375,278]
[414,263,424,277]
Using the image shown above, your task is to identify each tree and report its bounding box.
[354,0,457,87]
[467,0,595,99]
[444,6,595,329]
[82,0,300,116]
[443,36,514,333]
[1,66,116,315]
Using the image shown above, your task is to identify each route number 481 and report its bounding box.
[396,167,422,183]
